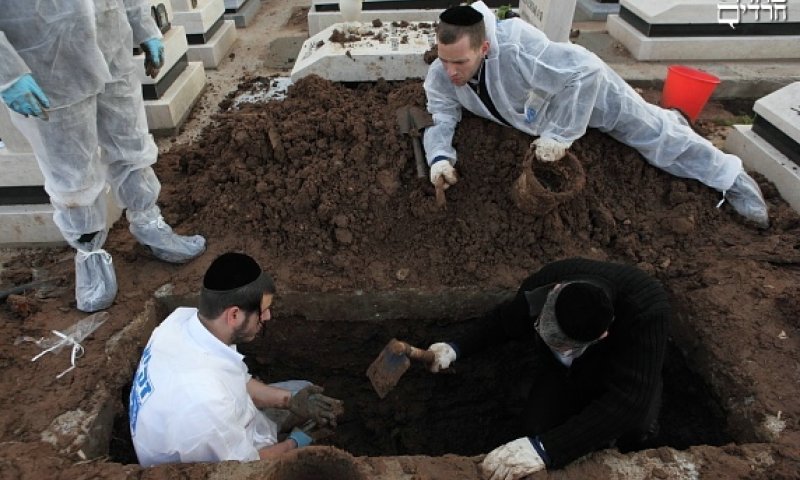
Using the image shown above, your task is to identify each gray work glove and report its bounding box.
[298,419,336,442]
[288,385,344,427]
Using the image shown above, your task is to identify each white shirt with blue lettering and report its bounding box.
[129,307,278,467]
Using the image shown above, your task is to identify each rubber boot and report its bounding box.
[127,206,206,264]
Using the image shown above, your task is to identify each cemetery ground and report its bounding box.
[1,1,799,478]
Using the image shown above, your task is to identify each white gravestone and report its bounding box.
[0,106,121,245]
[223,0,261,28]
[170,0,238,69]
[575,0,620,22]
[137,0,207,135]
[608,0,800,60]
[224,0,245,9]
[519,0,578,42]
[725,82,800,214]
[308,0,443,35]
[291,21,437,82]
[172,0,198,9]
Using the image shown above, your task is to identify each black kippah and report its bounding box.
[203,252,262,291]
[555,282,614,342]
[440,5,483,26]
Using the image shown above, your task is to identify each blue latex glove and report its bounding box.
[140,37,165,78]
[288,428,313,448]
[1,74,50,118]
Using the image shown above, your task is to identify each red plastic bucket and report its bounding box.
[660,65,720,122]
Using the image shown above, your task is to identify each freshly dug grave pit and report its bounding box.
[107,291,731,464]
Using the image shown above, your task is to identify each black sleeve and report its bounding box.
[447,273,550,357]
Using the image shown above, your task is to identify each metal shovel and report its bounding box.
[366,338,436,398]
[396,106,433,179]
[0,267,59,301]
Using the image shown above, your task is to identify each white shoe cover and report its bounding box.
[72,232,117,312]
[128,208,206,264]
[724,172,769,228]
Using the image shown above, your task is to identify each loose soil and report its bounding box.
[1,12,800,477]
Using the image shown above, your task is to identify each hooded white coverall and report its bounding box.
[0,0,204,311]
[424,2,755,199]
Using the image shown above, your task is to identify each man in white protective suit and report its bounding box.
[0,1,206,312]
[424,2,769,229]
[129,252,344,466]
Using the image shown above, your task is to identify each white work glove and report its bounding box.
[428,342,457,373]
[430,159,458,188]
[532,137,571,162]
[481,437,546,480]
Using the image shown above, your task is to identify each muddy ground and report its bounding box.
[1,4,800,478]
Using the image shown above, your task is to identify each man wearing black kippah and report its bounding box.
[129,252,344,466]
[424,2,769,228]
[426,258,670,479]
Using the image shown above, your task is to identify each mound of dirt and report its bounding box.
[154,75,796,293]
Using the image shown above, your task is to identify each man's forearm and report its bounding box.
[422,75,461,164]
[0,32,31,89]
[123,0,162,44]
[247,378,292,409]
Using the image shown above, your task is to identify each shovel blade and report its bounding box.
[407,106,433,130]
[396,105,433,134]
[396,106,412,134]
[366,339,411,398]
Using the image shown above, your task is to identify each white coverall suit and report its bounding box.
[0,0,205,311]
[423,1,768,227]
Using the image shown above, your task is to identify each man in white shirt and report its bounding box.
[129,252,343,466]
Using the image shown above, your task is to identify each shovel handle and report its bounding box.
[412,138,427,179]
[0,279,52,301]
[434,177,446,209]
[401,342,436,364]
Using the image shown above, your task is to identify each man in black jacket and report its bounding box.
[427,258,670,479]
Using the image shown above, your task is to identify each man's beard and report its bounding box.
[231,316,257,344]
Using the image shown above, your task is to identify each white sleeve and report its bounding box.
[516,37,604,144]
[123,0,162,44]
[423,62,462,165]
[0,31,30,90]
